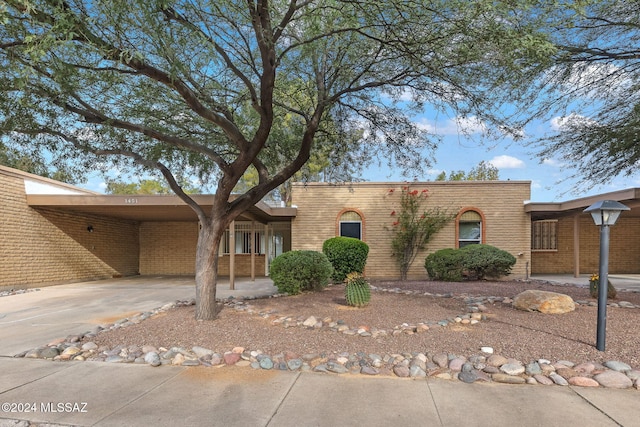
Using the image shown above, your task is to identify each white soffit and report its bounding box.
[24,179,88,195]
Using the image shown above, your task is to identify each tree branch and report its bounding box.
[16,125,210,223]
[161,5,259,117]
[557,45,640,61]
[22,0,250,150]
[46,90,233,174]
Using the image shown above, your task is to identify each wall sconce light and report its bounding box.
[87,225,94,233]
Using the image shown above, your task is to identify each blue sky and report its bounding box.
[360,111,640,202]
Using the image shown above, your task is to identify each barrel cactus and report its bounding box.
[344,272,371,307]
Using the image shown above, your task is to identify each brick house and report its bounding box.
[2,165,639,289]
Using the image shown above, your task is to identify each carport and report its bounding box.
[26,193,296,289]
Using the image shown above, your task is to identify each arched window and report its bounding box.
[457,209,484,247]
[338,210,363,240]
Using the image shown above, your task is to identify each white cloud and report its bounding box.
[456,116,487,134]
[550,113,598,132]
[398,89,413,102]
[426,168,444,176]
[416,115,487,136]
[380,88,413,103]
[562,63,630,99]
[415,120,436,133]
[542,158,564,167]
[550,116,567,131]
[488,155,525,169]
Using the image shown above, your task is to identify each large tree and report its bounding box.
[236,108,367,205]
[0,0,552,320]
[536,1,640,185]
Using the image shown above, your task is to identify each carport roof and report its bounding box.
[26,193,296,223]
[525,187,640,221]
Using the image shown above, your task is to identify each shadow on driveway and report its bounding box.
[0,275,276,356]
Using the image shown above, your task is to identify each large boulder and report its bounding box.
[512,290,575,314]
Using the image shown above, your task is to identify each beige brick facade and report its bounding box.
[291,181,532,280]
[1,170,139,289]
[139,222,198,275]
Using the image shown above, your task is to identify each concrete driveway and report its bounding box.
[0,275,276,357]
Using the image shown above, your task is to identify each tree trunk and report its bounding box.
[194,219,224,320]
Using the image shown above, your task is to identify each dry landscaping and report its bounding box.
[86,279,640,370]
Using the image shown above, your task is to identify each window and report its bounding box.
[458,210,482,248]
[339,210,362,240]
[531,220,557,251]
[221,222,265,254]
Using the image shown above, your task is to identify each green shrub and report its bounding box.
[269,250,333,295]
[425,245,516,281]
[425,248,464,281]
[322,237,369,282]
[460,244,516,280]
[344,272,371,307]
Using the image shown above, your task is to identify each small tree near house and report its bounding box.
[387,187,453,280]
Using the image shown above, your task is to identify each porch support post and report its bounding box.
[229,220,235,290]
[573,214,580,278]
[265,223,270,276]
[251,220,256,282]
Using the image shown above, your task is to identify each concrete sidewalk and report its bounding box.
[532,273,640,292]
[0,357,638,427]
[0,276,277,357]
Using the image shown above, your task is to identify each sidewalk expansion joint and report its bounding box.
[265,371,301,427]
[570,386,623,427]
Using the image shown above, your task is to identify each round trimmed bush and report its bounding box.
[322,237,369,282]
[425,248,464,281]
[459,244,516,280]
[425,244,516,281]
[269,250,333,295]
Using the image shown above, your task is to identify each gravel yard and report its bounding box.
[86,279,640,369]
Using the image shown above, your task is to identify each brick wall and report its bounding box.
[1,172,139,289]
[291,181,531,279]
[217,255,266,276]
[139,222,266,276]
[139,222,198,274]
[532,215,640,274]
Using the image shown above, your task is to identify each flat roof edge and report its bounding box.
[525,188,640,213]
[292,180,531,187]
[1,165,98,195]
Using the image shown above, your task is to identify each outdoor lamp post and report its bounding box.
[584,200,630,351]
